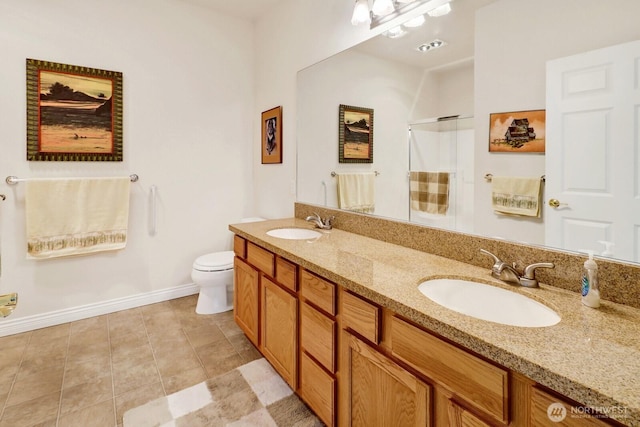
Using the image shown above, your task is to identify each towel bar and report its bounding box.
[6,174,139,185]
[484,173,545,182]
[331,171,380,177]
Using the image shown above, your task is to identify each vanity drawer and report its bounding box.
[275,257,297,292]
[299,351,335,426]
[233,235,246,259]
[300,269,336,315]
[247,242,274,277]
[340,290,380,345]
[300,301,336,373]
[391,316,509,424]
[531,387,612,426]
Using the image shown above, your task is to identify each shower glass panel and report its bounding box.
[409,116,475,233]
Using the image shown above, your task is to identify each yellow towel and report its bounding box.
[337,173,375,213]
[491,176,541,217]
[25,177,131,259]
[410,171,450,215]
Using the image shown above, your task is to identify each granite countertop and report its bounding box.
[230,218,640,426]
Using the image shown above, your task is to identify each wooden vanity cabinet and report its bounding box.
[233,238,298,388]
[233,237,625,427]
[299,269,337,426]
[342,332,431,426]
[233,256,260,347]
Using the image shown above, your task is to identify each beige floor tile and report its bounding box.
[57,399,116,427]
[0,332,30,350]
[63,353,111,389]
[184,323,226,348]
[0,346,26,376]
[60,375,113,415]
[112,359,160,397]
[162,366,207,395]
[0,391,60,427]
[111,340,154,365]
[8,367,64,407]
[155,348,202,378]
[0,296,251,426]
[143,311,183,336]
[217,317,244,338]
[29,324,70,346]
[70,315,108,335]
[67,340,110,364]
[140,301,173,316]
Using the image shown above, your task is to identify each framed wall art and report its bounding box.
[339,104,373,163]
[489,109,546,153]
[26,58,123,161]
[261,106,282,164]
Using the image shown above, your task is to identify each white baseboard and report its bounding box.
[0,283,199,337]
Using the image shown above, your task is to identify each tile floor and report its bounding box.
[0,294,261,427]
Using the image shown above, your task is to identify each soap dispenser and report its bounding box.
[580,250,600,308]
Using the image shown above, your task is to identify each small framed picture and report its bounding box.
[261,106,282,164]
[26,58,123,161]
[339,104,373,163]
[489,109,546,153]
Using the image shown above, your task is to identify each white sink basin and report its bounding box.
[418,279,560,327]
[266,227,322,240]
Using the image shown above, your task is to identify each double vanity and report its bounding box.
[229,205,640,426]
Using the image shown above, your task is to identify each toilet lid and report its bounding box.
[193,251,235,271]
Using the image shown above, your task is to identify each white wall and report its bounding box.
[474,0,640,243]
[297,49,424,220]
[0,0,254,326]
[252,1,389,219]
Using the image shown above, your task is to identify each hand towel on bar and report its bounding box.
[337,172,375,213]
[25,177,131,259]
[491,176,541,217]
[409,171,450,215]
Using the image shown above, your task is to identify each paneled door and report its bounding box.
[545,39,640,262]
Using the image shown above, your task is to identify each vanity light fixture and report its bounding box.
[351,0,371,25]
[427,2,451,17]
[372,0,395,16]
[416,39,447,52]
[384,25,408,38]
[352,0,452,29]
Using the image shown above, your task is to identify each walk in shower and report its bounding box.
[408,116,475,233]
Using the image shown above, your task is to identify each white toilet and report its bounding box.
[191,217,265,314]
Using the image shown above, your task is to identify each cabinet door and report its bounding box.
[261,277,298,389]
[234,257,260,347]
[343,333,431,427]
[448,401,491,427]
[531,387,613,426]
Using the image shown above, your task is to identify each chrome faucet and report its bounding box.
[305,212,334,230]
[480,249,554,288]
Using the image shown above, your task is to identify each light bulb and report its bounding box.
[351,0,371,25]
[372,0,395,16]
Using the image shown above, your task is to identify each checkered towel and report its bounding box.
[410,171,450,215]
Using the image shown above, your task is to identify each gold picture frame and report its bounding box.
[261,106,282,164]
[26,58,123,161]
[489,109,546,153]
[339,104,373,163]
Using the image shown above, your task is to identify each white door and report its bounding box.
[545,40,640,263]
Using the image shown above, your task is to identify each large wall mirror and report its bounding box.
[297,0,640,265]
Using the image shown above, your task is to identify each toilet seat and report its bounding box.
[193,251,234,272]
